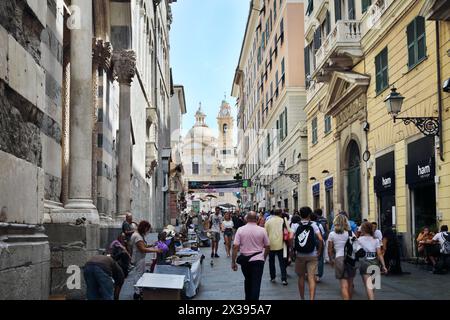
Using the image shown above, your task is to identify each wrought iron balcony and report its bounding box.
[313,20,363,82]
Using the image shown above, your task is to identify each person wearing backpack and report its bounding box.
[327,214,357,300]
[294,207,323,300]
[358,222,387,300]
[432,225,450,274]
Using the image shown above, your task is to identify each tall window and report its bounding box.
[306,0,314,16]
[324,115,332,134]
[281,58,285,87]
[312,117,318,144]
[280,18,284,44]
[348,0,355,19]
[192,162,199,175]
[407,16,426,69]
[375,47,389,94]
[267,133,271,158]
[273,0,277,21]
[275,70,279,97]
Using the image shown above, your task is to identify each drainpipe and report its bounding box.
[436,21,444,162]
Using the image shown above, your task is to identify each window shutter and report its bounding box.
[276,120,280,143]
[326,11,331,36]
[362,0,372,13]
[305,46,310,86]
[416,16,426,61]
[334,0,342,22]
[407,21,415,67]
[314,28,322,50]
[284,107,288,139]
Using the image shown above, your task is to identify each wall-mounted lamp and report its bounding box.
[385,86,440,137]
[278,160,301,183]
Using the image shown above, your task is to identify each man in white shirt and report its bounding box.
[432,225,450,274]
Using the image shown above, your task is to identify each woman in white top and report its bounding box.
[358,222,388,300]
[129,221,162,300]
[328,214,357,300]
[222,212,234,257]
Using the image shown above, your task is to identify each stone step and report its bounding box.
[2,234,48,243]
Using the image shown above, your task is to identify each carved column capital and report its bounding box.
[92,38,113,73]
[112,50,136,85]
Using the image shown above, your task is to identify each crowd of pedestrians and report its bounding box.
[227,205,450,301]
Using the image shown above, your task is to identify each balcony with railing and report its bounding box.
[312,20,363,82]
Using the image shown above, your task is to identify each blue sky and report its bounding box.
[170,0,249,137]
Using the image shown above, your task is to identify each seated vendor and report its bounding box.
[155,232,170,264]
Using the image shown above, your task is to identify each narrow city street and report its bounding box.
[195,243,450,300]
[119,235,450,300]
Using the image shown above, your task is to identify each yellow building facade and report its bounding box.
[305,0,449,257]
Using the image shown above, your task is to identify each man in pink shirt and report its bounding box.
[232,211,270,300]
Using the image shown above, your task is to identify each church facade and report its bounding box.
[182,101,239,213]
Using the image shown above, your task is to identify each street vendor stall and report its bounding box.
[154,248,203,298]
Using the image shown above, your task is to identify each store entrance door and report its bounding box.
[379,194,395,231]
[412,183,437,236]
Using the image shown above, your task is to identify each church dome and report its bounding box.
[185,125,217,142]
[184,103,217,143]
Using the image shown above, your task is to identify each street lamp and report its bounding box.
[385,86,440,137]
[278,161,301,183]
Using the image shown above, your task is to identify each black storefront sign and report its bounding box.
[374,151,395,195]
[406,157,436,186]
[374,170,395,195]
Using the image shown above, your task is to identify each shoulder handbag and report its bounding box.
[236,251,262,265]
[283,218,293,241]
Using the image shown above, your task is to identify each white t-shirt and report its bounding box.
[374,229,383,243]
[223,220,234,229]
[328,231,353,258]
[130,232,146,265]
[433,232,449,253]
[357,236,381,260]
[209,214,223,232]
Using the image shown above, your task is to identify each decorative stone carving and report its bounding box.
[112,50,136,85]
[335,94,366,133]
[92,38,113,75]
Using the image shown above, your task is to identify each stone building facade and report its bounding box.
[0,0,180,299]
[232,0,308,213]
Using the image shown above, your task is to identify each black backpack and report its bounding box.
[344,231,357,267]
[295,222,316,254]
[344,231,366,266]
[442,232,450,255]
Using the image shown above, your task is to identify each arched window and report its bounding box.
[223,124,228,134]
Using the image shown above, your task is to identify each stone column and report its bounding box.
[92,39,113,223]
[65,0,96,211]
[112,50,136,219]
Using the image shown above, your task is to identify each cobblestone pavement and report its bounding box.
[120,234,450,300]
